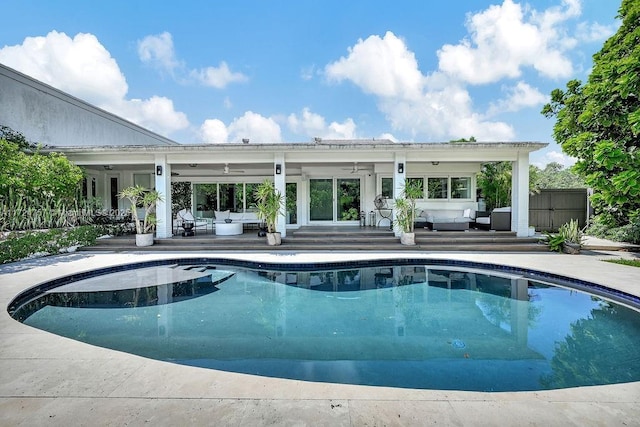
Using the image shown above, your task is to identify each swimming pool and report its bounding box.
[9,258,640,392]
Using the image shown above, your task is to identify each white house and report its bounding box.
[0,63,546,238]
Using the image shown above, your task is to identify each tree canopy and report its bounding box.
[531,162,586,190]
[0,128,83,204]
[541,0,640,226]
[477,161,585,211]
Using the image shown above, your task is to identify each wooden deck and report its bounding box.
[83,226,547,252]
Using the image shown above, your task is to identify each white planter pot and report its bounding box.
[400,232,416,246]
[266,232,282,246]
[136,233,155,247]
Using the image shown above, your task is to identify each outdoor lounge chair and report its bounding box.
[474,207,511,231]
[175,209,209,235]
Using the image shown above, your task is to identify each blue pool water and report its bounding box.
[9,259,640,392]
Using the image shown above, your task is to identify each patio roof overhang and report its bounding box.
[53,140,548,168]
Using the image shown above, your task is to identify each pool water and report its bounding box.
[11,261,640,392]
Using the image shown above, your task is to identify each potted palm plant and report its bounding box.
[254,179,284,245]
[118,185,163,247]
[394,179,423,245]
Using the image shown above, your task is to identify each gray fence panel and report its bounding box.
[529,189,588,232]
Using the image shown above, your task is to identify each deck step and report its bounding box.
[81,227,547,253]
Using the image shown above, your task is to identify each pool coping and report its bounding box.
[1,250,640,425]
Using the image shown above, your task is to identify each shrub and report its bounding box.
[585,214,640,245]
[0,198,94,231]
[543,219,584,252]
[543,232,566,252]
[558,219,583,245]
[0,225,104,264]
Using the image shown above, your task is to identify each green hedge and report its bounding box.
[0,225,104,264]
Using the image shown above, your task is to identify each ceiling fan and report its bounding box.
[221,163,244,174]
[340,162,369,173]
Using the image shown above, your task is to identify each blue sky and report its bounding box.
[0,0,620,166]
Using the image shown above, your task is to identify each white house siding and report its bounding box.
[0,64,176,147]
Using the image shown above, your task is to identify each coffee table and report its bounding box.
[215,222,243,236]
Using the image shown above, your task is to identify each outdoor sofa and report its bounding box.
[415,208,476,231]
[213,210,262,229]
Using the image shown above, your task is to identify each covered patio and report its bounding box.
[61,139,545,240]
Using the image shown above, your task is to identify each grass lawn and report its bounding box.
[604,258,640,268]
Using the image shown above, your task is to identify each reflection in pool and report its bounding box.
[10,260,640,392]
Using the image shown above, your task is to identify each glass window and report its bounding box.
[451,177,471,199]
[309,179,333,221]
[286,183,297,224]
[194,184,217,218]
[245,183,260,211]
[337,178,360,221]
[133,173,151,189]
[381,177,393,198]
[407,177,424,198]
[427,177,448,199]
[82,177,88,199]
[110,177,119,210]
[219,183,244,212]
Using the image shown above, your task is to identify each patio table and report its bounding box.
[215,222,243,236]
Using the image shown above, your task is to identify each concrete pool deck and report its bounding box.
[1,249,639,426]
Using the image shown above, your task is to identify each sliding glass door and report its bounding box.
[309,178,360,223]
[309,179,333,221]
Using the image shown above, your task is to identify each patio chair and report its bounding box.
[175,209,209,235]
[474,207,511,231]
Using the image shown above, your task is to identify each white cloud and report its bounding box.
[325,31,423,100]
[0,31,127,106]
[487,81,548,116]
[190,61,248,89]
[114,96,189,136]
[437,0,578,84]
[328,118,357,139]
[288,108,325,135]
[379,82,516,141]
[300,65,316,81]
[576,21,618,43]
[0,31,189,136]
[325,32,514,141]
[201,111,282,144]
[137,31,181,75]
[378,133,398,142]
[200,119,229,143]
[228,111,282,143]
[138,31,247,89]
[322,0,601,141]
[532,150,577,168]
[287,108,357,139]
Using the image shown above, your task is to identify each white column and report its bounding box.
[393,153,406,236]
[511,152,529,237]
[274,153,286,238]
[154,155,172,239]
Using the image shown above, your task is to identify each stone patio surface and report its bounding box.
[1,248,639,426]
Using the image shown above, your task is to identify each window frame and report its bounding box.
[450,176,472,200]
